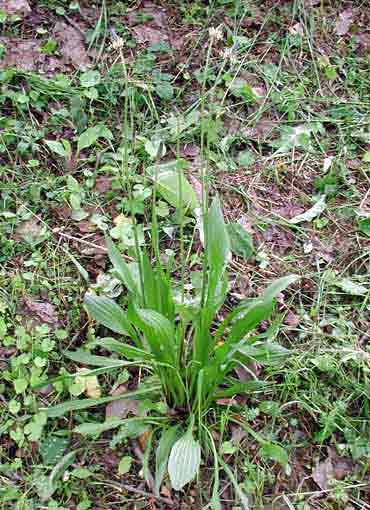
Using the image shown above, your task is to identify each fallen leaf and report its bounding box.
[138,428,152,450]
[234,363,260,382]
[323,156,334,171]
[133,25,168,45]
[289,22,304,37]
[0,347,17,358]
[273,204,305,219]
[128,2,168,27]
[187,174,203,202]
[312,457,334,490]
[100,450,120,469]
[18,297,59,330]
[93,177,113,193]
[216,398,238,406]
[313,450,355,490]
[231,425,247,445]
[335,9,353,36]
[53,22,91,70]
[73,370,101,399]
[0,0,30,15]
[242,119,275,141]
[0,38,42,71]
[289,196,326,224]
[181,144,200,158]
[334,278,367,296]
[106,399,139,419]
[357,33,370,53]
[284,310,299,327]
[14,218,43,243]
[258,225,296,252]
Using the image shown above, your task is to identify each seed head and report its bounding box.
[209,26,223,42]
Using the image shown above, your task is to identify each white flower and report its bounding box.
[209,26,223,42]
[222,47,237,64]
[111,36,124,50]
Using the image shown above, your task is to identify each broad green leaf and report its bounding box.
[144,138,166,159]
[42,386,158,418]
[236,342,291,366]
[334,278,367,296]
[155,426,180,495]
[84,294,133,335]
[214,380,271,399]
[208,197,231,273]
[65,350,129,367]
[67,175,81,193]
[80,70,101,88]
[290,195,326,224]
[147,161,199,211]
[118,455,132,475]
[261,275,299,303]
[94,338,152,361]
[168,426,201,491]
[77,125,113,153]
[358,218,370,236]
[40,437,69,466]
[223,464,250,510]
[259,442,288,466]
[225,300,274,346]
[45,140,68,158]
[74,418,125,435]
[155,82,174,101]
[40,450,78,500]
[227,223,254,259]
[105,235,138,295]
[133,308,175,363]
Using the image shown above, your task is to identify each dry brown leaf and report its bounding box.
[53,22,91,70]
[106,399,139,419]
[0,39,42,71]
[138,428,152,450]
[181,144,200,158]
[273,204,305,219]
[0,0,30,15]
[18,296,59,330]
[284,310,299,327]
[357,33,370,53]
[188,174,203,202]
[312,457,334,490]
[242,119,275,141]
[14,218,42,242]
[93,177,113,193]
[289,22,304,37]
[133,25,168,45]
[0,37,64,73]
[128,1,167,27]
[85,375,101,398]
[335,9,353,36]
[313,450,355,490]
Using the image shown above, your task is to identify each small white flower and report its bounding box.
[209,26,223,42]
[222,47,237,64]
[111,36,124,50]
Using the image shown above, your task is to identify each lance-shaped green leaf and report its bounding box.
[168,422,201,491]
[84,294,133,336]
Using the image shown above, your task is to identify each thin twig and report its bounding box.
[53,229,134,261]
[94,479,175,506]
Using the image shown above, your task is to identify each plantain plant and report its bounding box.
[42,29,298,498]
[44,195,298,495]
